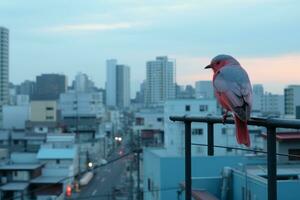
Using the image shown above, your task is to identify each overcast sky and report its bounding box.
[1,0,300,96]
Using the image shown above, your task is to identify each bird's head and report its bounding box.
[205,54,240,73]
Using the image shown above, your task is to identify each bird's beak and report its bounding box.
[204,64,212,69]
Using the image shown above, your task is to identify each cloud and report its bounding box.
[40,22,139,33]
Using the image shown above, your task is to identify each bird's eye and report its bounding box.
[216,61,220,65]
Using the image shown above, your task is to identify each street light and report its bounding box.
[88,162,93,169]
[114,136,122,142]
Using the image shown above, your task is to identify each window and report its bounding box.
[14,171,18,176]
[136,117,144,126]
[46,116,54,120]
[46,107,54,111]
[199,105,208,112]
[185,105,190,111]
[157,118,163,122]
[148,178,152,191]
[13,140,19,145]
[192,129,203,135]
[222,128,227,135]
[56,159,60,164]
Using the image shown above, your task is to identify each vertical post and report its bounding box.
[137,137,141,200]
[267,126,277,200]
[185,121,192,200]
[207,123,214,156]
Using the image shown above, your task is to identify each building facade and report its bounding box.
[145,56,176,106]
[195,80,214,99]
[284,85,300,117]
[0,27,9,128]
[106,59,130,108]
[33,74,67,100]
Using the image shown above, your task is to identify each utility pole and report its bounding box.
[136,135,141,200]
[128,129,134,200]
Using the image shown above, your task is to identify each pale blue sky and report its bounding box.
[1,0,300,95]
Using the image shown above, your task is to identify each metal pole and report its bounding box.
[184,121,192,200]
[137,151,141,200]
[207,123,214,156]
[267,126,277,200]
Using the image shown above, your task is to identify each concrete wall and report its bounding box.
[3,105,29,129]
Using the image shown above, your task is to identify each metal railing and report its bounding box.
[169,116,300,200]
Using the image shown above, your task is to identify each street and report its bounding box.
[76,145,129,200]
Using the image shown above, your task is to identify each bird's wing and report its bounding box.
[213,65,252,120]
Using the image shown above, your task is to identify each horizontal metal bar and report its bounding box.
[169,116,300,129]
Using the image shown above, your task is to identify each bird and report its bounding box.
[205,55,253,147]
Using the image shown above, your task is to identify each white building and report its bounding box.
[252,84,264,112]
[106,59,130,108]
[0,27,9,128]
[164,99,224,155]
[74,72,89,92]
[284,85,300,117]
[133,108,164,146]
[3,105,30,129]
[164,99,264,156]
[73,72,95,93]
[59,91,104,118]
[262,92,284,116]
[145,56,176,106]
[195,81,214,99]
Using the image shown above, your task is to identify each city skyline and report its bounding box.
[1,1,300,95]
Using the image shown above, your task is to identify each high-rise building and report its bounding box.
[284,85,300,117]
[145,56,176,106]
[0,27,9,127]
[33,74,67,100]
[262,92,284,116]
[195,81,214,99]
[116,64,130,108]
[73,72,95,93]
[106,59,130,108]
[106,59,117,107]
[252,84,264,112]
[19,80,36,99]
[176,84,195,99]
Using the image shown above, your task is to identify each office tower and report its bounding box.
[145,56,176,106]
[106,59,130,108]
[33,74,67,100]
[284,85,300,116]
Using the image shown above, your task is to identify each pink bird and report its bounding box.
[205,55,253,147]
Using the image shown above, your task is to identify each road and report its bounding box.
[77,145,129,200]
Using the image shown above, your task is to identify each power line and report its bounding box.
[191,143,300,159]
[8,149,136,200]
[67,186,181,200]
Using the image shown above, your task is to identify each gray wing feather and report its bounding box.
[214,65,252,120]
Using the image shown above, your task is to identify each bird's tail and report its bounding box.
[234,114,250,147]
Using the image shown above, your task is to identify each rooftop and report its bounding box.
[0,182,29,191]
[37,148,76,159]
[31,176,65,184]
[0,164,42,170]
[261,132,300,141]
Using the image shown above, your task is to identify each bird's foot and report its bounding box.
[222,111,229,124]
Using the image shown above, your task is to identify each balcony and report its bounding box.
[170,115,300,200]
